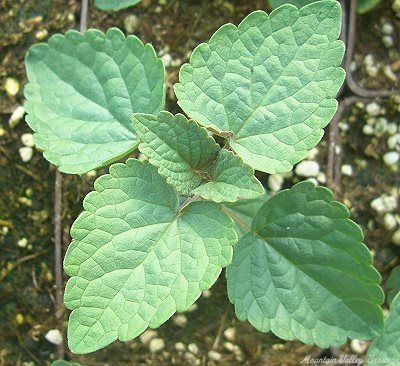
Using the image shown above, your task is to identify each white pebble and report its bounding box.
[383,35,394,48]
[387,123,398,136]
[5,77,20,97]
[161,53,172,67]
[382,23,394,35]
[223,327,236,341]
[202,290,211,298]
[366,65,379,77]
[371,196,398,214]
[316,172,326,184]
[186,303,198,312]
[17,238,28,248]
[140,329,157,344]
[384,65,397,81]
[45,329,63,345]
[384,213,398,231]
[341,164,354,176]
[173,314,187,328]
[364,54,374,66]
[268,174,284,192]
[208,350,222,361]
[149,338,165,353]
[295,160,320,177]
[9,106,25,128]
[307,147,319,160]
[175,342,186,351]
[393,230,400,245]
[362,124,374,135]
[350,339,369,354]
[19,147,33,163]
[35,29,48,40]
[366,102,381,117]
[388,134,400,150]
[188,343,199,355]
[124,14,140,33]
[383,151,399,167]
[21,133,34,147]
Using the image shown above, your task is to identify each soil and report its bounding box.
[0,0,399,365]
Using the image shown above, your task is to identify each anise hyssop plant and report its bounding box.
[24,0,387,357]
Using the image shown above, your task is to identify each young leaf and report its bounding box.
[64,159,237,353]
[132,111,220,195]
[175,1,345,173]
[24,28,164,174]
[95,0,142,11]
[366,293,400,366]
[227,181,384,347]
[357,0,381,14]
[193,150,264,203]
[222,193,269,237]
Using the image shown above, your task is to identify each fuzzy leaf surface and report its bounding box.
[132,111,219,195]
[193,150,264,203]
[24,28,164,174]
[175,1,345,173]
[367,293,400,365]
[64,159,236,353]
[95,0,142,11]
[227,181,384,347]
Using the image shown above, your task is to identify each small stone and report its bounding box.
[35,29,48,40]
[383,35,394,48]
[307,147,319,160]
[188,343,199,355]
[362,124,374,135]
[341,164,354,176]
[161,53,172,67]
[388,134,400,150]
[393,0,400,17]
[202,289,211,298]
[384,65,397,81]
[268,174,284,192]
[45,329,63,345]
[374,117,388,137]
[149,338,165,353]
[316,172,326,184]
[295,160,320,177]
[21,133,34,147]
[175,342,186,351]
[173,314,187,328]
[383,151,399,167]
[364,54,374,66]
[382,23,394,35]
[384,213,398,231]
[350,339,369,354]
[350,61,358,72]
[19,147,33,163]
[140,329,157,344]
[371,196,398,214]
[387,123,398,136]
[124,14,140,33]
[366,102,381,117]
[9,106,25,128]
[366,65,379,77]
[392,230,400,245]
[5,77,20,97]
[186,303,198,312]
[208,350,222,361]
[15,313,24,325]
[17,238,28,248]
[223,327,236,341]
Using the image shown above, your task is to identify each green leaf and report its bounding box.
[24,28,164,174]
[64,159,237,353]
[268,0,381,14]
[175,1,345,173]
[132,111,219,195]
[356,0,381,14]
[386,266,400,306]
[95,0,142,11]
[366,293,400,366]
[227,181,384,347]
[268,0,315,8]
[222,193,269,237]
[193,150,264,203]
